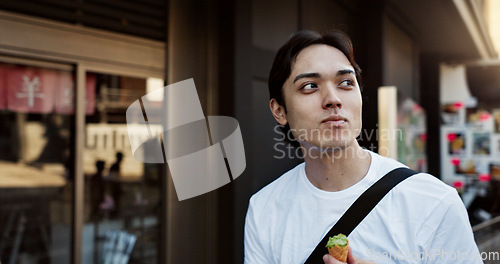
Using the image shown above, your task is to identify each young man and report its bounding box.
[244,30,482,264]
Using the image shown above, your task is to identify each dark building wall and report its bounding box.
[420,56,441,178]
[167,0,236,263]
[383,16,419,103]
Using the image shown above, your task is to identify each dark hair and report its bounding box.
[268,29,362,146]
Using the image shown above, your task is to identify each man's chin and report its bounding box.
[301,141,350,152]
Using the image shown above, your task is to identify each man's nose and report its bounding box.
[322,86,342,109]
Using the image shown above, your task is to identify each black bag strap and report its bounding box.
[305,167,417,263]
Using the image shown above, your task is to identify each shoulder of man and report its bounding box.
[249,162,305,205]
[387,170,463,226]
[370,151,457,202]
[397,171,456,195]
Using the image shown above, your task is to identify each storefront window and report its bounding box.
[0,62,75,263]
[82,73,162,264]
[0,61,163,263]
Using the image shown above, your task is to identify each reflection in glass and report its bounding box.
[83,73,162,264]
[0,62,74,263]
[0,62,163,263]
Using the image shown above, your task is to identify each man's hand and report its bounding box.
[323,246,376,264]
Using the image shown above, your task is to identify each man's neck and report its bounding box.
[302,143,371,192]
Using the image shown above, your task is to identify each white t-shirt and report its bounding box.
[244,150,482,264]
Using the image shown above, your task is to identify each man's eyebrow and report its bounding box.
[293,72,321,83]
[292,69,355,83]
[337,69,355,76]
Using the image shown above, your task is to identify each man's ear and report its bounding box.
[270,98,288,125]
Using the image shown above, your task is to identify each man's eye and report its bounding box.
[339,79,354,89]
[301,83,318,90]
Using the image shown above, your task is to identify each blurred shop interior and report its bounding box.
[1,0,500,263]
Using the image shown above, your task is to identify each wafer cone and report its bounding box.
[327,240,348,263]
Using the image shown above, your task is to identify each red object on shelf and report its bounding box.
[447,133,458,142]
[453,102,464,109]
[452,180,465,189]
[451,157,460,166]
[479,173,491,182]
[479,112,491,121]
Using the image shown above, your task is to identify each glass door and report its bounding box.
[82,72,163,264]
[0,59,75,264]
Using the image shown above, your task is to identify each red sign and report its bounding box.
[6,66,57,113]
[2,64,96,115]
[54,72,96,115]
[86,74,96,115]
[0,64,8,110]
[54,71,74,114]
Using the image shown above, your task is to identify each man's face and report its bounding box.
[273,44,362,151]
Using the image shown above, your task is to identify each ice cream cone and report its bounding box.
[327,240,348,263]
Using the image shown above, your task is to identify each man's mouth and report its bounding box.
[321,115,347,127]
